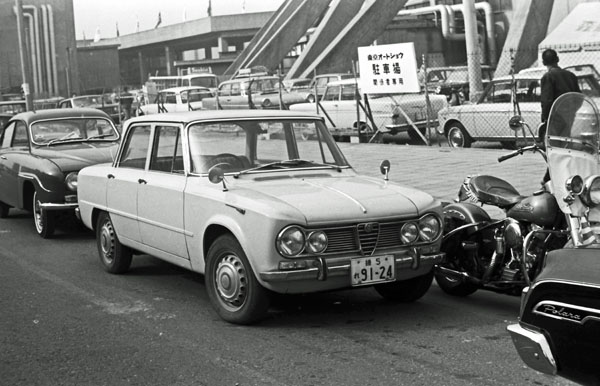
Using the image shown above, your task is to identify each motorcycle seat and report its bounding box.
[468,175,524,208]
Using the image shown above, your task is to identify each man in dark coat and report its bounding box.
[539,49,580,138]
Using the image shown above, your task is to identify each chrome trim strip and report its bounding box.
[533,300,600,325]
[529,278,600,293]
[136,215,187,236]
[507,324,557,375]
[303,180,368,214]
[39,202,78,211]
[18,172,51,192]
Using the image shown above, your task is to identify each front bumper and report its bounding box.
[259,250,444,283]
[507,323,557,375]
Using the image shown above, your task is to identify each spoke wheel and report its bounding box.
[206,234,270,324]
[96,212,132,274]
[447,123,472,148]
[33,191,55,238]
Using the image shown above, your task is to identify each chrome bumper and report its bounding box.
[39,202,79,211]
[259,251,444,283]
[507,324,557,375]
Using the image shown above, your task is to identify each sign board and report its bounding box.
[357,42,420,94]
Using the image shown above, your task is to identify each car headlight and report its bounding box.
[277,226,305,257]
[306,231,328,254]
[400,222,419,244]
[65,172,78,191]
[582,175,600,207]
[418,214,442,242]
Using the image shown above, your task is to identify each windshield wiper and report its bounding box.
[87,133,115,140]
[46,136,83,146]
[235,159,337,177]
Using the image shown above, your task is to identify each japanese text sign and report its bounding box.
[358,42,420,94]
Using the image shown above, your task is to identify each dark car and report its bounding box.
[0,108,120,238]
[508,248,600,385]
[426,65,494,104]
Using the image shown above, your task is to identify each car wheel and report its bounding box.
[96,212,132,274]
[434,271,478,297]
[206,234,270,324]
[446,123,472,148]
[33,191,55,238]
[374,270,434,302]
[408,127,427,142]
[0,201,9,218]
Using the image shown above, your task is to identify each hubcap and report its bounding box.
[33,193,43,233]
[100,221,114,263]
[215,254,247,310]
[448,128,464,148]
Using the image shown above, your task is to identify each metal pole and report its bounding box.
[15,0,33,110]
[463,0,483,102]
[352,60,360,140]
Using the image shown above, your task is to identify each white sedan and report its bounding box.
[138,86,212,115]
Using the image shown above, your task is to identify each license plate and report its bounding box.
[351,255,395,286]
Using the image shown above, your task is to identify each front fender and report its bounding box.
[443,202,491,240]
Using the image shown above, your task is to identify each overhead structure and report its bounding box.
[296,0,409,78]
[223,0,331,78]
[494,0,554,77]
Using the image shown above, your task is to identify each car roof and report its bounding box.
[10,108,112,124]
[220,76,278,85]
[125,109,323,125]
[161,86,212,93]
[494,72,593,82]
[327,78,359,86]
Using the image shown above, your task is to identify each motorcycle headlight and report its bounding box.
[277,226,305,257]
[418,214,442,242]
[306,231,328,254]
[400,222,419,244]
[582,175,600,206]
[566,175,584,195]
[65,172,78,191]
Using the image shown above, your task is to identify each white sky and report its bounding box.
[73,0,285,40]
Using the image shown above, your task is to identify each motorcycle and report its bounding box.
[435,112,570,297]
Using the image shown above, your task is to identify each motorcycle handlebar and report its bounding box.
[497,145,541,163]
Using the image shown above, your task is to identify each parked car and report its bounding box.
[425,65,494,103]
[77,109,445,324]
[202,76,307,110]
[138,86,212,115]
[290,79,448,141]
[437,73,600,148]
[58,95,123,124]
[276,78,311,92]
[306,73,355,103]
[0,108,120,238]
[0,100,27,115]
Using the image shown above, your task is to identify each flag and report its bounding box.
[242,0,246,12]
[183,8,187,22]
[93,26,101,42]
[154,12,162,29]
[116,22,120,37]
[136,15,140,33]
[207,0,212,17]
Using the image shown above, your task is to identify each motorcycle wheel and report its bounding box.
[434,271,478,297]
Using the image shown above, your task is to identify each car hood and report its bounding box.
[233,174,436,225]
[31,142,119,171]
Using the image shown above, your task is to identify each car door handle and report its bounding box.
[138,178,147,184]
[107,174,115,179]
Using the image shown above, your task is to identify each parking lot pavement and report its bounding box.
[337,139,548,213]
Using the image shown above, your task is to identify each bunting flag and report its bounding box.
[207,0,212,17]
[154,12,162,29]
[116,22,120,37]
[136,15,140,33]
[93,26,101,42]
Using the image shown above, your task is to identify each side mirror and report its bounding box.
[508,115,524,131]
[208,166,228,191]
[380,160,391,181]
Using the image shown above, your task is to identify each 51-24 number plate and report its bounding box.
[351,255,395,286]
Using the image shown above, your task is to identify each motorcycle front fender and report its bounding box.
[443,202,492,241]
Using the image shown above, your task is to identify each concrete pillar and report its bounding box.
[138,51,145,84]
[165,46,172,76]
[463,0,483,102]
[495,0,554,77]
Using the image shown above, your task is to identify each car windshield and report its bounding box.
[72,95,113,107]
[30,118,119,145]
[189,77,217,88]
[0,102,26,114]
[187,118,349,174]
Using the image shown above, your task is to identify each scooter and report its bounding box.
[434,116,569,296]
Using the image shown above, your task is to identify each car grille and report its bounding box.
[321,220,419,256]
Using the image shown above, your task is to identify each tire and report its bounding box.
[446,122,472,148]
[206,234,270,324]
[374,270,434,302]
[0,201,9,218]
[434,271,478,297]
[33,191,55,238]
[96,212,133,274]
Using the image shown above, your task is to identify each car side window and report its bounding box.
[180,91,188,103]
[1,121,16,148]
[219,84,231,97]
[316,77,328,87]
[230,82,241,96]
[12,121,29,147]
[322,85,340,101]
[340,85,356,101]
[484,82,512,104]
[119,125,151,169]
[149,126,184,174]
